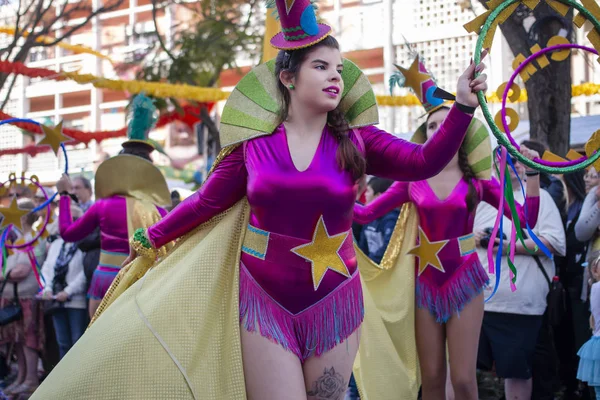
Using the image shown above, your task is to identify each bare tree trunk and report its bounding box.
[478,2,573,155]
[0,74,18,110]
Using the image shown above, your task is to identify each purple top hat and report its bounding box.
[269,0,332,50]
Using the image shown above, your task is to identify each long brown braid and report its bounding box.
[457,144,478,213]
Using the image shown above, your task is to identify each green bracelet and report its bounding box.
[133,228,153,249]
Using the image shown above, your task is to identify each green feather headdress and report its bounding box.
[127,93,158,141]
[123,93,167,155]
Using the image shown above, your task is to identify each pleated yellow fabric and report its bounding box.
[31,200,250,400]
[88,197,171,326]
[353,203,421,400]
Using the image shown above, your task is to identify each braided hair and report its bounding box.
[457,145,478,213]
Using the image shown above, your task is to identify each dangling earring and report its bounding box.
[289,84,295,90]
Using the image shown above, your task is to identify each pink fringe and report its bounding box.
[87,268,119,300]
[416,256,489,323]
[239,265,364,362]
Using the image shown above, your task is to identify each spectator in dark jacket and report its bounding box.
[358,177,398,264]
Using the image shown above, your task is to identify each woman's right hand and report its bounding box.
[56,173,72,193]
[122,246,138,267]
[455,49,489,108]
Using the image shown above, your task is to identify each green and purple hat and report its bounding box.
[394,56,450,115]
[269,0,331,50]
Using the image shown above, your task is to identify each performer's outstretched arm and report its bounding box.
[360,105,473,181]
[353,181,409,225]
[59,198,100,242]
[147,146,248,249]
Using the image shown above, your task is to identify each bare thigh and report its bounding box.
[240,327,306,400]
[303,328,361,400]
[415,307,447,398]
[446,294,484,395]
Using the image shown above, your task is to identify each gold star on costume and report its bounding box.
[396,57,432,101]
[38,121,71,155]
[291,216,350,291]
[408,227,448,276]
[0,198,30,231]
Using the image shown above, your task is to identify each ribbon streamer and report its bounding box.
[4,60,600,109]
[485,147,508,302]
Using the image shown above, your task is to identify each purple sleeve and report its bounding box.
[360,105,473,181]
[481,177,540,228]
[147,146,248,249]
[157,207,168,217]
[354,181,410,224]
[59,197,100,242]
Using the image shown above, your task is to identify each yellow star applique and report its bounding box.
[0,198,31,231]
[395,57,432,101]
[408,227,448,276]
[38,121,71,155]
[291,216,350,291]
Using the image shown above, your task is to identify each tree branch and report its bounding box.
[242,0,259,31]
[151,0,177,63]
[15,0,46,42]
[37,0,62,33]
[0,0,32,60]
[34,0,125,48]
[0,74,18,110]
[13,0,23,37]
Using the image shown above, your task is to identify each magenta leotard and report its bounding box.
[354,178,540,322]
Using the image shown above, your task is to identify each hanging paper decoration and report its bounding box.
[0,119,70,289]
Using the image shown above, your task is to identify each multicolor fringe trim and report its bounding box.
[87,266,120,300]
[416,255,489,324]
[239,264,364,362]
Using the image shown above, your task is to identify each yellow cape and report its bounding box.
[353,203,420,400]
[32,199,251,399]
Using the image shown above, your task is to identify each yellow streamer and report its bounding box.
[60,71,231,103]
[48,71,600,106]
[0,27,114,64]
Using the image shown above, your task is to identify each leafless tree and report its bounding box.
[0,0,126,108]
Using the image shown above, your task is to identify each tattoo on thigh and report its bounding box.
[306,367,345,399]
